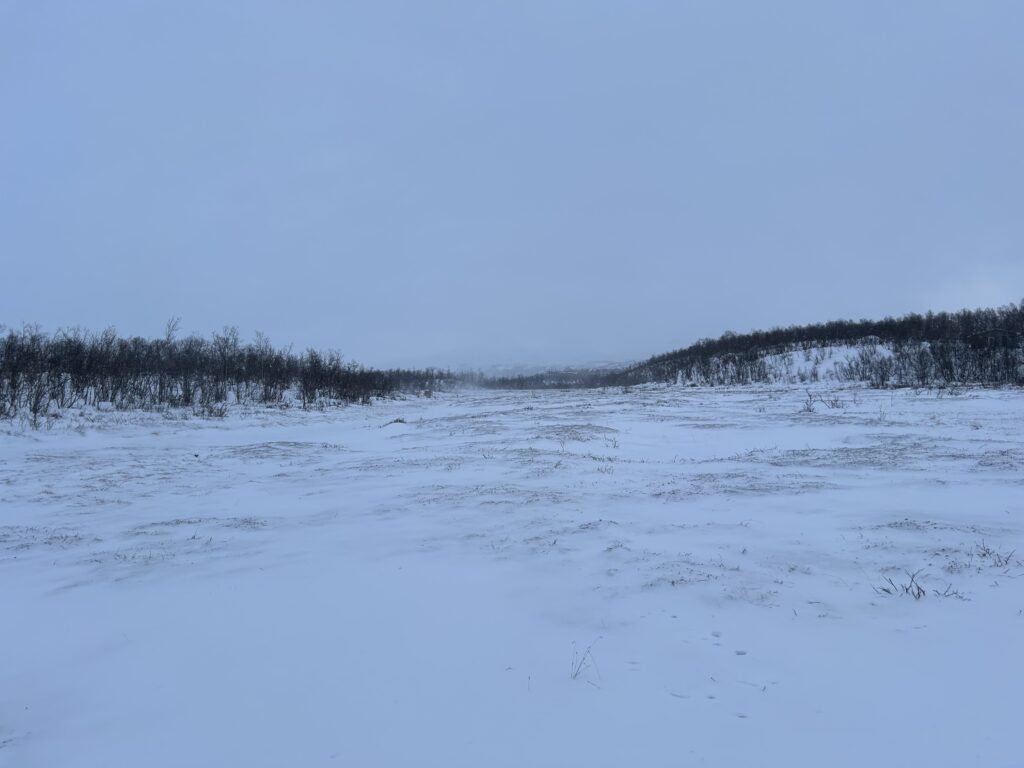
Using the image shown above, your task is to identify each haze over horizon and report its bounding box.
[3,2,1022,369]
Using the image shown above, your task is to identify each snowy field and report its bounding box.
[2,385,1023,767]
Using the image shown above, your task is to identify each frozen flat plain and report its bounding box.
[2,385,1023,767]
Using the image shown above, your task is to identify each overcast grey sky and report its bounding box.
[2,2,1022,368]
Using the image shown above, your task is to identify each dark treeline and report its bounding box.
[474,303,1024,390]
[1,322,452,425]
[6,303,1023,424]
[616,302,1024,388]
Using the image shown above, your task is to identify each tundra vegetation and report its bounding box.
[0,321,452,426]
[3,303,1023,427]
[480,302,1024,390]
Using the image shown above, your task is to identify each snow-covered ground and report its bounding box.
[2,385,1023,767]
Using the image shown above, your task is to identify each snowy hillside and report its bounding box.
[619,304,1024,388]
[623,338,1022,388]
[2,384,1023,766]
[679,343,880,385]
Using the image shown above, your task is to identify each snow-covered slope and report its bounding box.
[2,385,1023,766]
[744,343,891,384]
[640,336,1024,388]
